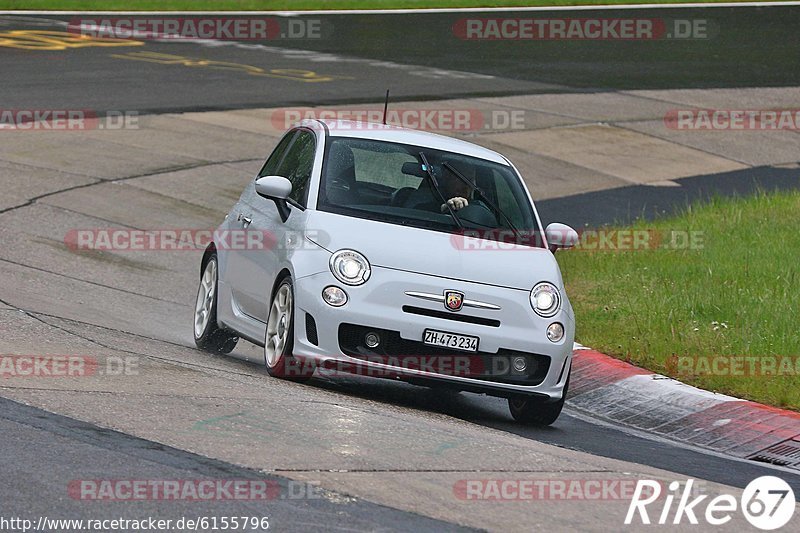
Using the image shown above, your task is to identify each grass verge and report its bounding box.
[557,189,800,410]
[0,0,786,11]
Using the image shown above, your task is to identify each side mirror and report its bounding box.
[545,222,578,253]
[255,175,292,200]
[255,175,292,222]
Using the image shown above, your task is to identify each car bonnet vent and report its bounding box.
[305,313,319,346]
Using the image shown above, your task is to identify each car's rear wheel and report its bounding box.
[264,277,313,381]
[508,376,569,426]
[194,255,238,354]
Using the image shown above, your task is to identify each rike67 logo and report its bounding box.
[626,477,795,530]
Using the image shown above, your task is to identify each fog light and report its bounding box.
[364,332,380,348]
[322,286,347,307]
[547,322,564,343]
[512,356,527,372]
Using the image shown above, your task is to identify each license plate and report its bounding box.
[423,329,479,352]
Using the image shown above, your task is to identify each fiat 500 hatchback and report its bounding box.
[193,119,578,425]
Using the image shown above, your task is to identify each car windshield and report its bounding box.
[317,136,543,247]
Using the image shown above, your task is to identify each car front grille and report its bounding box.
[402,305,500,327]
[338,323,549,385]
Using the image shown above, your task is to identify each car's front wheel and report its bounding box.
[507,376,569,426]
[264,277,313,381]
[194,255,238,354]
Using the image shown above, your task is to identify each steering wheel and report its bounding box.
[390,187,416,207]
[457,201,498,227]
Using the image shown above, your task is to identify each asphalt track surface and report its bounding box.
[0,15,541,113]
[0,397,471,532]
[1,8,800,532]
[1,6,800,113]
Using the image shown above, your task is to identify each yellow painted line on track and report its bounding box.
[110,51,348,83]
[0,29,142,50]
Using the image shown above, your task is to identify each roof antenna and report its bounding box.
[382,89,390,125]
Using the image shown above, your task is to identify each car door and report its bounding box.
[226,130,297,320]
[228,128,317,322]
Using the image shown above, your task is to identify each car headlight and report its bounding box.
[530,282,561,317]
[329,249,371,286]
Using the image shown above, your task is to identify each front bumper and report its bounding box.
[293,266,574,400]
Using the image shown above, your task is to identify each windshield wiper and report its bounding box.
[441,161,523,243]
[419,152,463,229]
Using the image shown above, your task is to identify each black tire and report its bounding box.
[508,375,569,426]
[264,277,313,382]
[193,254,238,354]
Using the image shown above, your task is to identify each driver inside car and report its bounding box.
[440,164,476,213]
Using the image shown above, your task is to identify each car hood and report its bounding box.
[305,210,562,290]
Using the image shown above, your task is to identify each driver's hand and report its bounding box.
[441,197,469,212]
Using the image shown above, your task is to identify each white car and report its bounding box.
[193,119,578,425]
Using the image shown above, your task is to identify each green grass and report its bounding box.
[0,0,787,10]
[557,190,800,410]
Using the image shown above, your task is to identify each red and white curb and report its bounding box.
[569,344,800,469]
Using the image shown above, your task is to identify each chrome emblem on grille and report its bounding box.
[444,290,464,312]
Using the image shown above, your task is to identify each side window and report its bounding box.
[258,131,297,177]
[493,169,526,229]
[275,130,316,207]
